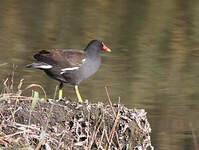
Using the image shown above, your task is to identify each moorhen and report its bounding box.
[26,40,111,102]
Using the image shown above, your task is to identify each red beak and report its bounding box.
[102,42,111,52]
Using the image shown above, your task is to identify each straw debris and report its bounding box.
[0,94,153,150]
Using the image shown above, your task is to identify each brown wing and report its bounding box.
[34,49,87,68]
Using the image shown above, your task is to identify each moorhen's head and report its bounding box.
[84,40,111,54]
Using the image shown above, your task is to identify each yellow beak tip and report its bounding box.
[106,49,112,52]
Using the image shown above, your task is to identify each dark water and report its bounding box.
[0,0,199,149]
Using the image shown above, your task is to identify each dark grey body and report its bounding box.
[44,53,101,85]
[26,40,104,86]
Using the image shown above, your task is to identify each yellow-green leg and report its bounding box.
[75,85,83,102]
[59,82,63,99]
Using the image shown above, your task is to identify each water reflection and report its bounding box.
[0,0,199,149]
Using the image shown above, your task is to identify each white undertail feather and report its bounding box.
[26,63,53,69]
[34,65,52,69]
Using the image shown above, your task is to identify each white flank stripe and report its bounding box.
[35,65,52,69]
[82,58,86,63]
[61,67,79,71]
[60,66,79,74]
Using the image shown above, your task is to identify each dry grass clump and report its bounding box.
[0,72,153,150]
[0,98,153,150]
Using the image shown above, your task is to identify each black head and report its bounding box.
[84,40,111,53]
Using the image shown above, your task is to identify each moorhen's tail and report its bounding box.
[25,62,52,69]
[34,50,56,65]
[25,64,33,68]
